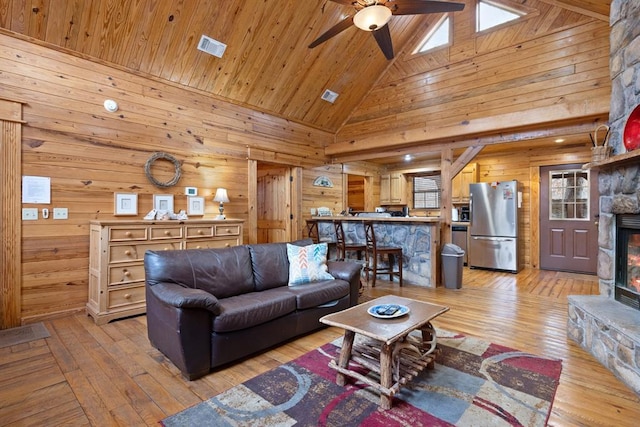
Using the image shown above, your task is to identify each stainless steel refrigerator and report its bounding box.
[469,180,520,273]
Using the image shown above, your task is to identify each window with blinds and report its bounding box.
[413,174,442,209]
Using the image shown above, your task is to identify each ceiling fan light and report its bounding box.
[353,5,392,31]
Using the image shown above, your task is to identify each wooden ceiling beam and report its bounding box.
[329,119,606,164]
[327,99,610,157]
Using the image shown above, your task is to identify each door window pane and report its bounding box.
[549,170,589,220]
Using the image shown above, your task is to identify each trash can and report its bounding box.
[441,243,464,289]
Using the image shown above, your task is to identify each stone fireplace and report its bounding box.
[566,0,640,396]
[615,214,640,310]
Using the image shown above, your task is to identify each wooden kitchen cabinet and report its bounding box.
[380,172,406,204]
[452,163,478,203]
[86,219,243,325]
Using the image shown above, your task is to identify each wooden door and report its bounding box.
[540,164,598,274]
[257,165,291,243]
[347,175,365,212]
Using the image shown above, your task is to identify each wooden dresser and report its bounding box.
[86,219,244,325]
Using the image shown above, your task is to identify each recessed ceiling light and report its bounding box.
[404,154,412,162]
[555,138,565,143]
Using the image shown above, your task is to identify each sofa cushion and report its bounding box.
[285,279,350,310]
[212,288,296,333]
[250,239,314,291]
[287,243,334,286]
[190,246,255,298]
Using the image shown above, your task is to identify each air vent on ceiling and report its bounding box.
[197,35,227,58]
[321,89,339,104]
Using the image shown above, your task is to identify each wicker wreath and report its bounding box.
[144,152,182,188]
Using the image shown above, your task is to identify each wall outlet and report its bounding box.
[22,208,38,220]
[53,207,68,219]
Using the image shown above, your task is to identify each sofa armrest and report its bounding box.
[327,261,362,306]
[148,282,221,315]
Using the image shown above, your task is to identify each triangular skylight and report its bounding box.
[477,1,523,32]
[415,16,450,54]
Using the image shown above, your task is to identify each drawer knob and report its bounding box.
[164,230,171,236]
[196,246,201,249]
[124,250,131,256]
[198,230,204,235]
[124,293,131,299]
[225,243,230,247]
[123,271,131,277]
[125,231,132,237]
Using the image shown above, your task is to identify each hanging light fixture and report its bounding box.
[353,4,392,31]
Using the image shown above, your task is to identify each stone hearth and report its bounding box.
[566,0,640,396]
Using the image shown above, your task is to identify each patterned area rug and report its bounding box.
[0,322,50,349]
[162,330,561,426]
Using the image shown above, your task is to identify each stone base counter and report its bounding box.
[310,217,441,287]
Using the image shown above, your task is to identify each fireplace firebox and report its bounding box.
[615,214,640,310]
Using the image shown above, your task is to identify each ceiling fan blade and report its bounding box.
[391,0,465,15]
[372,24,394,60]
[309,16,354,48]
[330,0,357,5]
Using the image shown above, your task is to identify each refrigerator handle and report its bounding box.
[468,193,472,225]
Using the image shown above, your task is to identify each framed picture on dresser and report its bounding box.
[114,193,138,216]
[188,197,205,216]
[153,194,174,213]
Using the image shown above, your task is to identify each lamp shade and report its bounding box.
[353,5,392,31]
[213,188,229,203]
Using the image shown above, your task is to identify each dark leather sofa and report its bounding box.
[144,239,362,380]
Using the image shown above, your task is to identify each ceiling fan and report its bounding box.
[309,0,465,60]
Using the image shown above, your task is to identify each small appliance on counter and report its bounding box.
[460,206,470,221]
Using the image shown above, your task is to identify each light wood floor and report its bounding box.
[1,267,639,426]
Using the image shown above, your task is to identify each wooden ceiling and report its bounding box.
[0,0,611,164]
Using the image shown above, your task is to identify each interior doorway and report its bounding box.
[347,174,365,212]
[256,163,292,243]
[539,164,598,274]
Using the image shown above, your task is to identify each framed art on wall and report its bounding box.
[114,193,138,216]
[153,194,174,213]
[188,196,205,216]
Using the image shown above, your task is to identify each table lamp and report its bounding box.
[213,188,229,220]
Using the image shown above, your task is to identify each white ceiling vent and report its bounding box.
[321,89,339,104]
[197,35,227,58]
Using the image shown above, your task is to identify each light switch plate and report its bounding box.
[53,207,68,219]
[185,187,197,196]
[22,208,38,220]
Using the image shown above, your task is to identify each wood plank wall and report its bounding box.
[333,1,610,153]
[0,33,337,324]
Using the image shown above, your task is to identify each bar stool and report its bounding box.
[305,219,320,243]
[364,221,403,287]
[334,220,366,261]
[306,219,338,259]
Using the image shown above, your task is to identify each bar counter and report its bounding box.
[310,216,441,287]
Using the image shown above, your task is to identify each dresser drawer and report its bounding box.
[108,285,145,309]
[109,227,148,242]
[185,237,240,249]
[185,225,215,239]
[214,224,241,237]
[109,241,183,263]
[150,226,183,240]
[108,264,146,285]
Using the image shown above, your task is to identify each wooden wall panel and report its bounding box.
[0,33,336,323]
[0,99,22,328]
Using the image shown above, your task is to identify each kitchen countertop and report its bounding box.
[310,216,441,223]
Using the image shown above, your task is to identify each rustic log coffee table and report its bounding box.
[320,295,449,410]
